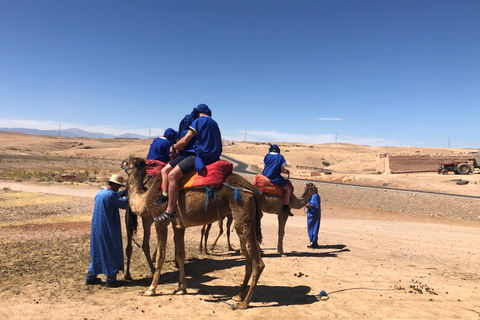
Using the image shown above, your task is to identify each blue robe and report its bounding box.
[262,152,288,187]
[88,188,128,277]
[307,194,321,243]
[187,115,222,171]
[146,137,173,163]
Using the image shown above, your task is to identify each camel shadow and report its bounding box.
[200,284,315,308]
[121,254,328,308]
[261,244,349,258]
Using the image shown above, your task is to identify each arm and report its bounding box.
[110,192,128,209]
[171,130,196,152]
[281,165,290,175]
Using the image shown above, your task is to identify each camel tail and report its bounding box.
[125,204,138,236]
[254,190,263,244]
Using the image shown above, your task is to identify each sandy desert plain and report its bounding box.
[0,131,479,319]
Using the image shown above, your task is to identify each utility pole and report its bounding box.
[245,129,247,142]
[59,124,61,136]
[149,127,151,139]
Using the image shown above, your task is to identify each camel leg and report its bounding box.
[143,221,168,296]
[173,227,187,295]
[210,219,223,251]
[233,222,265,310]
[124,222,134,281]
[226,215,234,251]
[199,224,212,254]
[141,216,156,275]
[277,212,289,255]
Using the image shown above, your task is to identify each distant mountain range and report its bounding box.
[0,127,149,139]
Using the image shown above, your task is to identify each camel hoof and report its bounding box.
[123,274,133,281]
[142,289,156,296]
[234,302,249,310]
[232,294,244,302]
[174,289,187,295]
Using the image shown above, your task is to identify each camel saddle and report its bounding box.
[145,159,167,179]
[180,160,233,189]
[253,174,294,198]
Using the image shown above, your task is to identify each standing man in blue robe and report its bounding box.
[146,128,178,163]
[306,193,321,248]
[86,174,128,287]
[262,144,293,216]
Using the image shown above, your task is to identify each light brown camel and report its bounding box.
[122,172,156,280]
[199,215,234,254]
[122,157,264,310]
[255,182,318,255]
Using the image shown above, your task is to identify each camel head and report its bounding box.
[305,182,318,195]
[121,157,147,176]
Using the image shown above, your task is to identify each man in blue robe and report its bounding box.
[86,174,128,287]
[306,193,321,248]
[262,144,293,216]
[146,128,178,163]
[154,104,222,222]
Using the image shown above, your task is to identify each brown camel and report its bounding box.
[256,182,318,255]
[199,215,234,254]
[122,171,157,280]
[122,157,264,310]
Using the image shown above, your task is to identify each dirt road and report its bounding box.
[1,181,480,319]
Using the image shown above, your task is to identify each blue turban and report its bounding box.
[269,144,280,153]
[163,128,178,143]
[196,103,212,117]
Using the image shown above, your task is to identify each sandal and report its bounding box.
[153,211,177,222]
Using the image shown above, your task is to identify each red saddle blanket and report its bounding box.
[253,174,294,198]
[180,160,233,190]
[145,159,167,179]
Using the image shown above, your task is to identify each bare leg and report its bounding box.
[166,166,183,213]
[160,164,172,193]
[282,185,292,206]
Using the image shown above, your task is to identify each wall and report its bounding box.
[376,153,474,174]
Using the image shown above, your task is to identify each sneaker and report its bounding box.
[282,206,294,217]
[154,194,168,206]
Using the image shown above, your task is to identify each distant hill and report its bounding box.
[0,127,148,139]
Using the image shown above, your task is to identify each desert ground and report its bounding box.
[0,131,479,319]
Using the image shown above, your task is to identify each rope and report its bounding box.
[205,186,216,210]
[222,183,253,202]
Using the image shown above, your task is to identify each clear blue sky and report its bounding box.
[1,1,479,148]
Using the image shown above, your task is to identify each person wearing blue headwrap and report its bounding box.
[306,193,321,248]
[154,104,222,222]
[262,144,293,216]
[146,128,179,164]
